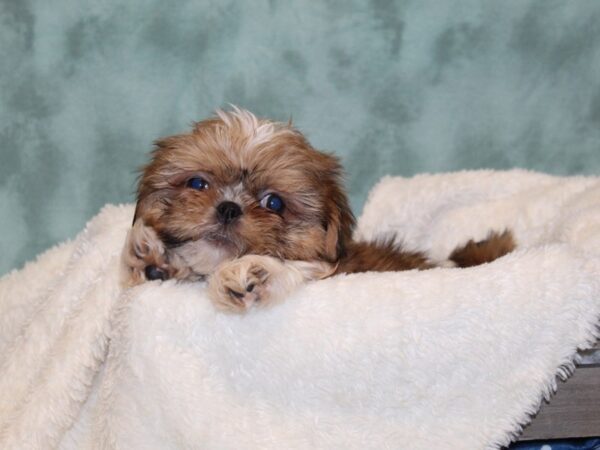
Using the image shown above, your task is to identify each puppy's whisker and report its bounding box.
[157,231,191,249]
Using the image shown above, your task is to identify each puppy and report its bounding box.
[122,107,515,312]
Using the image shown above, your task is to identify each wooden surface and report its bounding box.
[519,344,600,440]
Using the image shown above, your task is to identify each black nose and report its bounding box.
[216,201,242,225]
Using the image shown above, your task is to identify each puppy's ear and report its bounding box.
[133,203,142,225]
[321,159,355,262]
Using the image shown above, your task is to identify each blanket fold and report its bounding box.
[1,170,599,449]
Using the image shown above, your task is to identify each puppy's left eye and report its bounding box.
[186,177,209,191]
[260,193,285,214]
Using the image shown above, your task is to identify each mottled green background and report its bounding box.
[1,0,600,275]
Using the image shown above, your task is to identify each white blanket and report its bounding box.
[1,170,599,449]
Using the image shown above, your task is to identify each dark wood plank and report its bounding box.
[519,365,600,440]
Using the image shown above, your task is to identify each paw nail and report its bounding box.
[228,289,245,299]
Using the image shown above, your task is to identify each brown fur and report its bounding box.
[337,238,433,274]
[449,230,516,268]
[123,107,515,286]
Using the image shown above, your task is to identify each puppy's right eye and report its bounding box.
[186,177,209,191]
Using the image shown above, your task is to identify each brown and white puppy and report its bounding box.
[122,107,514,312]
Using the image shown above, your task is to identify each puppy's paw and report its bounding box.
[208,256,336,313]
[208,255,281,313]
[121,220,170,287]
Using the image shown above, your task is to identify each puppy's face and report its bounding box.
[134,108,354,279]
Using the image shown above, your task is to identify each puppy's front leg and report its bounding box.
[208,255,335,313]
[120,219,173,287]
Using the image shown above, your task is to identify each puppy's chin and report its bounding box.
[171,239,235,279]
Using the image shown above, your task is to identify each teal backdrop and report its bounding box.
[1,0,600,275]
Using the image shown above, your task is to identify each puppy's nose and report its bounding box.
[216,201,242,225]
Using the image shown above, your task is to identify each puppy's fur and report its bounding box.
[122,107,515,312]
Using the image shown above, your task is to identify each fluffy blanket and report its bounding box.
[1,170,599,450]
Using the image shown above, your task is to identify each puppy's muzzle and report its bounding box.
[217,201,242,225]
